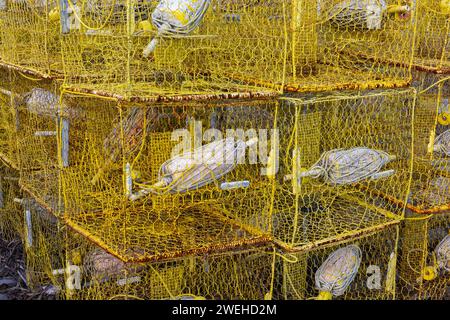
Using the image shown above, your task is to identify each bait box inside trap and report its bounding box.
[273,222,399,300]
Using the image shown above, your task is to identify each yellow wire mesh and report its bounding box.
[273,89,415,251]
[274,223,400,300]
[397,212,449,300]
[413,0,450,73]
[56,0,414,99]
[0,0,62,77]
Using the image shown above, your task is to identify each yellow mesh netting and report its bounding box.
[0,0,62,77]
[273,89,415,251]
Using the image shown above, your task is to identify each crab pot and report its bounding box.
[212,0,414,92]
[397,211,450,300]
[56,93,276,263]
[53,230,273,300]
[274,223,400,300]
[273,89,415,251]
[408,74,450,214]
[57,0,413,99]
[0,0,62,77]
[0,164,23,241]
[413,0,450,73]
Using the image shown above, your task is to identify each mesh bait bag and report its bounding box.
[315,245,362,299]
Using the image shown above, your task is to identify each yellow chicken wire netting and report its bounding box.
[0,0,62,77]
[273,88,415,251]
[0,164,23,241]
[397,212,449,300]
[273,223,400,300]
[44,93,278,263]
[413,0,450,73]
[406,74,450,214]
[56,0,413,100]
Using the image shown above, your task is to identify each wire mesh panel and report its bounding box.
[413,0,450,73]
[274,223,400,300]
[56,94,276,262]
[273,89,415,251]
[0,0,62,77]
[397,212,449,300]
[57,0,414,99]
